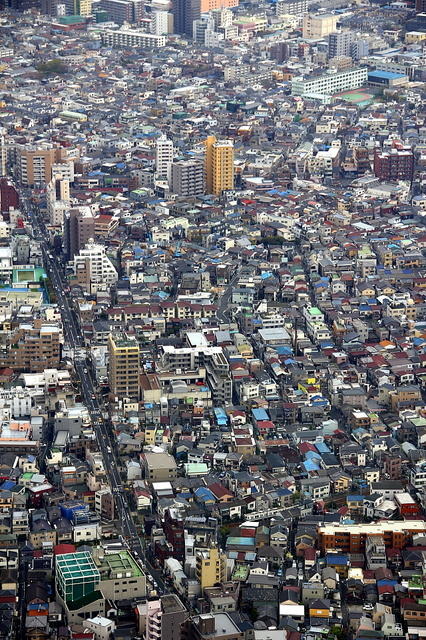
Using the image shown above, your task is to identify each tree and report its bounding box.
[330,625,345,640]
[258,236,285,246]
[36,59,67,76]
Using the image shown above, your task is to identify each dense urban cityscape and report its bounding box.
[0,0,426,639]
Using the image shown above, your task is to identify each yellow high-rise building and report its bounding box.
[108,332,140,401]
[75,0,92,16]
[205,135,234,196]
[195,546,227,590]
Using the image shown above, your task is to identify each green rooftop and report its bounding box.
[98,550,142,578]
[232,564,249,581]
[308,307,322,316]
[56,551,100,603]
[12,267,46,284]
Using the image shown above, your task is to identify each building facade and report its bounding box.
[108,332,140,401]
[205,135,234,196]
[328,31,353,58]
[0,321,60,372]
[16,144,71,187]
[373,148,414,182]
[291,67,368,97]
[302,13,338,39]
[276,0,307,17]
[100,28,166,48]
[145,595,188,640]
[70,240,118,294]
[318,521,426,553]
[170,160,205,196]
[173,0,238,36]
[196,547,227,590]
[156,135,174,181]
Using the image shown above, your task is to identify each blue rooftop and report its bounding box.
[303,459,320,472]
[368,70,406,79]
[194,487,216,502]
[326,553,348,565]
[315,442,331,454]
[252,408,269,421]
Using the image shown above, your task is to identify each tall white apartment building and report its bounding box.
[155,134,174,181]
[71,240,118,294]
[151,10,169,35]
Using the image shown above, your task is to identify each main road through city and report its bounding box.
[21,190,165,594]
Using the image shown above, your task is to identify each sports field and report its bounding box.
[333,89,375,105]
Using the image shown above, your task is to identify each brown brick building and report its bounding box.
[0,320,61,372]
[318,521,426,554]
[373,148,414,182]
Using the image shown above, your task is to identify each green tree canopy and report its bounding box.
[36,59,67,75]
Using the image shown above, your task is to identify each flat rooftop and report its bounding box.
[56,551,100,580]
[319,521,426,535]
[98,550,142,578]
[161,594,186,614]
[195,613,241,638]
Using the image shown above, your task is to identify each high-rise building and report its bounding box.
[145,595,188,640]
[374,148,414,182]
[349,39,369,61]
[195,547,227,590]
[15,144,70,187]
[170,160,204,196]
[108,332,140,401]
[193,13,214,42]
[40,0,59,14]
[63,0,92,14]
[211,7,233,28]
[151,10,169,34]
[269,41,289,63]
[66,206,95,259]
[47,173,70,227]
[155,135,174,181]
[172,0,238,36]
[100,29,166,48]
[416,0,426,13]
[0,134,6,177]
[328,31,353,58]
[0,178,19,213]
[276,0,307,16]
[99,0,144,23]
[6,0,41,9]
[205,135,234,196]
[303,13,338,39]
[1,320,61,372]
[159,343,232,404]
[70,239,118,294]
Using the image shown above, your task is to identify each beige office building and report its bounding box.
[16,144,71,186]
[303,13,338,39]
